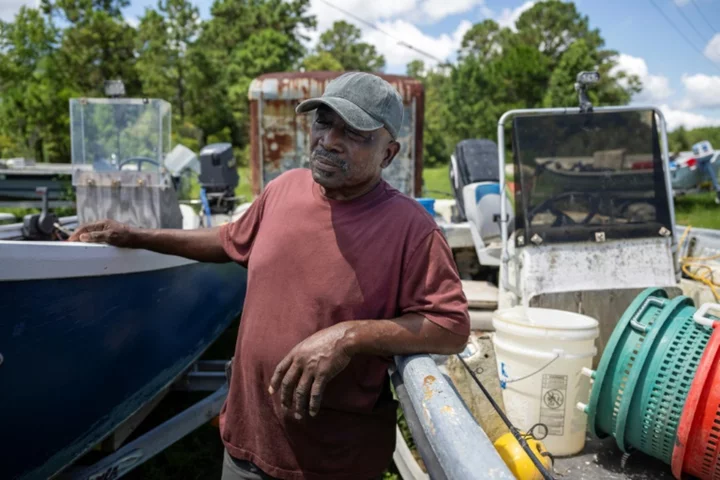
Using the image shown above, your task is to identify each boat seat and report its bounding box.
[462,182,514,266]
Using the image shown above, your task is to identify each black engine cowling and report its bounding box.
[449,139,500,222]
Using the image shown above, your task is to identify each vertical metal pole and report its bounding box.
[258,94,265,192]
[654,108,681,281]
[411,97,417,197]
[497,115,510,291]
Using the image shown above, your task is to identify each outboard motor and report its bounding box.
[22,187,59,240]
[198,143,239,215]
[449,139,513,267]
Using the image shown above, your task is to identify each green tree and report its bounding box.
[407,60,453,167]
[136,0,200,122]
[668,126,720,153]
[302,51,343,71]
[194,0,315,149]
[542,39,640,108]
[458,19,512,62]
[440,0,642,155]
[515,0,603,70]
[406,59,425,78]
[313,21,385,72]
[0,6,70,162]
[43,0,141,97]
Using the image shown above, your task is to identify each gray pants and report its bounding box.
[220,449,385,480]
[221,450,278,480]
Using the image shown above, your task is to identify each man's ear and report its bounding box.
[381,141,401,168]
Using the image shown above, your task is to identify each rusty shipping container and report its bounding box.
[247,71,425,197]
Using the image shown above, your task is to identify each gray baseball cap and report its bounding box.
[295,72,404,139]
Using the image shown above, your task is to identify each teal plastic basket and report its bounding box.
[619,298,711,463]
[584,288,670,440]
[582,288,714,465]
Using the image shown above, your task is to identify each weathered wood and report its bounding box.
[444,333,509,444]
[461,280,498,310]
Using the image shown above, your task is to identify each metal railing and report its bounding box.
[391,354,514,480]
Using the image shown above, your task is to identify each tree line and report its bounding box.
[0,0,713,168]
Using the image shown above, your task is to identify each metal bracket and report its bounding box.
[58,385,229,480]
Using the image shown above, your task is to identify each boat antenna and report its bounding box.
[575,71,600,113]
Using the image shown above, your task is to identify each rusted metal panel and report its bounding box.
[248,71,424,197]
[248,71,424,103]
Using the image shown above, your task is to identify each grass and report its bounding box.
[673,192,720,229]
[421,166,455,199]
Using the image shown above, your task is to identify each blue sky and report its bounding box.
[2,0,720,130]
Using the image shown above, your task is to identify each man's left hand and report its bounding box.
[269,323,354,419]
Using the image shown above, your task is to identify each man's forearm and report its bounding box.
[340,314,468,357]
[131,227,231,263]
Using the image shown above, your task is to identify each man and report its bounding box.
[69,72,470,479]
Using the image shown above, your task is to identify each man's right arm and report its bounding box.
[69,180,272,263]
[68,220,231,263]
[130,226,230,262]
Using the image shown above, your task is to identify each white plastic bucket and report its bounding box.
[492,307,599,456]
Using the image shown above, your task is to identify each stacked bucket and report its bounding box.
[577,287,720,479]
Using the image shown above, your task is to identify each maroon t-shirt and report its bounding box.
[218,168,469,480]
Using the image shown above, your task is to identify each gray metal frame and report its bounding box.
[390,354,514,480]
[497,106,680,291]
[56,361,229,480]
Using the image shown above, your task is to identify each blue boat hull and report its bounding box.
[0,261,248,480]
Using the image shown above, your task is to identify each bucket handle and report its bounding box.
[693,303,720,328]
[629,297,666,334]
[494,336,596,385]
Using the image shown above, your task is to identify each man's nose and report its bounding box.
[319,124,344,153]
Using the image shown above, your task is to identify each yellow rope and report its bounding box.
[678,225,720,301]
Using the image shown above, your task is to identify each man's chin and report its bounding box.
[311,168,341,188]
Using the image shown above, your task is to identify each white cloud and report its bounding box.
[0,0,36,21]
[420,0,487,22]
[705,34,720,64]
[609,53,720,128]
[660,104,720,130]
[301,0,482,72]
[678,73,720,110]
[496,1,537,31]
[363,19,471,70]
[300,0,418,50]
[612,53,674,102]
[125,16,140,28]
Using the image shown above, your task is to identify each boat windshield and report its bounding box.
[70,98,171,184]
[511,109,672,246]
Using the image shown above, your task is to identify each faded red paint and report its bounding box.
[248,71,425,197]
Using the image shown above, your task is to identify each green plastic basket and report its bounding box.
[583,288,713,464]
[619,298,711,463]
[585,288,671,440]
